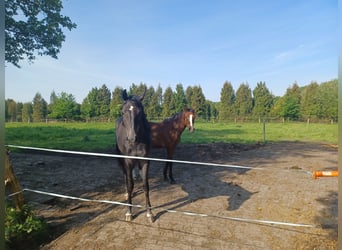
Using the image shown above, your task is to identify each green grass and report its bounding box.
[5,122,115,152]
[182,121,338,145]
[5,121,338,152]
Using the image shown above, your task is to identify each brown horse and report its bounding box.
[150,108,195,183]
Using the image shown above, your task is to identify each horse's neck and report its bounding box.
[170,113,186,131]
[140,118,150,133]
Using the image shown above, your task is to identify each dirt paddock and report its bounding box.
[9,142,337,249]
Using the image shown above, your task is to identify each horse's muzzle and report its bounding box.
[126,136,137,144]
[189,127,195,133]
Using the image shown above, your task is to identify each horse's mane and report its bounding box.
[161,108,194,125]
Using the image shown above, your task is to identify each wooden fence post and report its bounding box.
[5,149,25,210]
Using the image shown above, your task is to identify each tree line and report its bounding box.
[5,79,337,123]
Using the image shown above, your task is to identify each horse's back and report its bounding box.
[150,121,181,149]
[150,122,169,148]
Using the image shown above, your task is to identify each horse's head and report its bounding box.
[121,89,147,144]
[183,108,195,133]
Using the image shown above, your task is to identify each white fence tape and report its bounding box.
[7,145,262,170]
[6,144,318,229]
[7,188,317,228]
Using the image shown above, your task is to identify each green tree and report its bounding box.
[235,83,253,119]
[204,100,212,121]
[129,83,149,112]
[270,96,284,119]
[143,85,154,118]
[129,83,147,97]
[317,79,338,121]
[48,92,79,120]
[253,81,273,118]
[110,86,123,120]
[209,102,219,121]
[22,102,33,123]
[97,84,111,118]
[48,90,58,116]
[219,81,235,121]
[189,85,206,119]
[300,81,319,121]
[128,83,139,95]
[153,84,163,119]
[162,87,175,118]
[281,83,301,120]
[81,86,109,120]
[174,83,187,112]
[80,96,93,121]
[16,102,23,122]
[6,99,17,122]
[185,86,193,108]
[5,0,77,67]
[145,86,163,120]
[32,93,47,122]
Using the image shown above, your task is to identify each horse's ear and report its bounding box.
[122,89,128,100]
[138,88,146,101]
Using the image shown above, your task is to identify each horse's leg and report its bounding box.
[164,147,176,184]
[124,162,134,222]
[140,160,154,223]
[132,167,141,181]
[119,157,130,200]
[163,161,169,182]
[168,160,175,184]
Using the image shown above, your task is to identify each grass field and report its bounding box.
[5,121,338,152]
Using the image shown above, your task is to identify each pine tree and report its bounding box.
[145,86,163,120]
[174,83,187,112]
[190,86,206,119]
[6,99,17,122]
[32,93,47,122]
[235,83,253,119]
[110,86,123,120]
[16,102,23,122]
[185,86,193,108]
[22,102,33,123]
[219,81,235,121]
[98,84,111,118]
[162,87,175,118]
[154,84,163,119]
[253,81,274,118]
[81,87,98,120]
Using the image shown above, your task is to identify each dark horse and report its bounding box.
[149,108,195,184]
[116,89,153,222]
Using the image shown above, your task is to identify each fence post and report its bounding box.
[263,118,266,144]
[5,149,25,210]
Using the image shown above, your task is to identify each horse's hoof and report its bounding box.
[133,175,141,181]
[125,213,132,222]
[147,213,154,223]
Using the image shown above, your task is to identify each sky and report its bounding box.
[5,0,337,103]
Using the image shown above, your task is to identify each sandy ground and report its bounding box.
[9,142,338,249]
